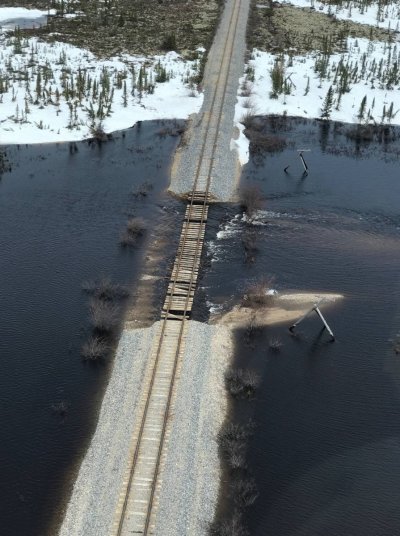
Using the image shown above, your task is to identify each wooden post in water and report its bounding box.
[297,149,310,175]
[298,151,308,174]
[289,303,335,342]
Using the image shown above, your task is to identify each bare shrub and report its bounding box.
[120,217,146,247]
[242,97,254,109]
[89,299,120,333]
[346,125,374,142]
[209,509,249,536]
[244,314,262,348]
[240,81,252,97]
[242,277,275,308]
[218,422,251,470]
[82,278,130,301]
[240,109,256,129]
[247,131,287,155]
[232,478,259,508]
[269,337,283,351]
[131,181,153,198]
[239,183,263,217]
[0,150,11,174]
[81,336,109,361]
[126,217,145,235]
[225,368,260,398]
[120,231,137,247]
[241,230,258,264]
[89,121,107,142]
[52,400,70,416]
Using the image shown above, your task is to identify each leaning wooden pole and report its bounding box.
[289,304,335,342]
[314,306,335,341]
[299,151,308,174]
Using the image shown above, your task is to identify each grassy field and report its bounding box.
[6,0,224,57]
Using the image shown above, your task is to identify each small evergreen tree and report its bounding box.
[357,95,367,123]
[320,86,334,119]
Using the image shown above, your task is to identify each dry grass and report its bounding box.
[247,1,391,55]
[14,0,224,57]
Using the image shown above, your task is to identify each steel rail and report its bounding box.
[114,1,243,533]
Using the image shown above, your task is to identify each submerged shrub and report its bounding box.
[218,422,252,470]
[269,337,283,352]
[242,278,275,308]
[241,230,258,264]
[51,400,70,416]
[239,184,263,217]
[81,336,109,361]
[82,278,130,301]
[225,368,260,398]
[89,298,120,333]
[120,217,146,247]
[231,477,259,508]
[209,509,249,536]
[89,121,107,142]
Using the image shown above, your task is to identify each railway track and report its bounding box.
[111,1,243,534]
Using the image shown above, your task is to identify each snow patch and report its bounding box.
[0,38,203,144]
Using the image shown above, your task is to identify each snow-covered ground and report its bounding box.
[0,7,55,23]
[274,0,400,30]
[233,33,400,164]
[0,8,203,144]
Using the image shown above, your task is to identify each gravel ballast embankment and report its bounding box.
[153,322,232,535]
[59,325,158,536]
[58,322,232,536]
[169,0,250,201]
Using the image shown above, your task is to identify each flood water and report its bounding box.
[202,118,400,535]
[0,121,183,536]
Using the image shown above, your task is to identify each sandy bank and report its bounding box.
[212,291,343,329]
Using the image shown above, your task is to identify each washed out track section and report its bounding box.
[111,0,247,534]
[111,193,210,535]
